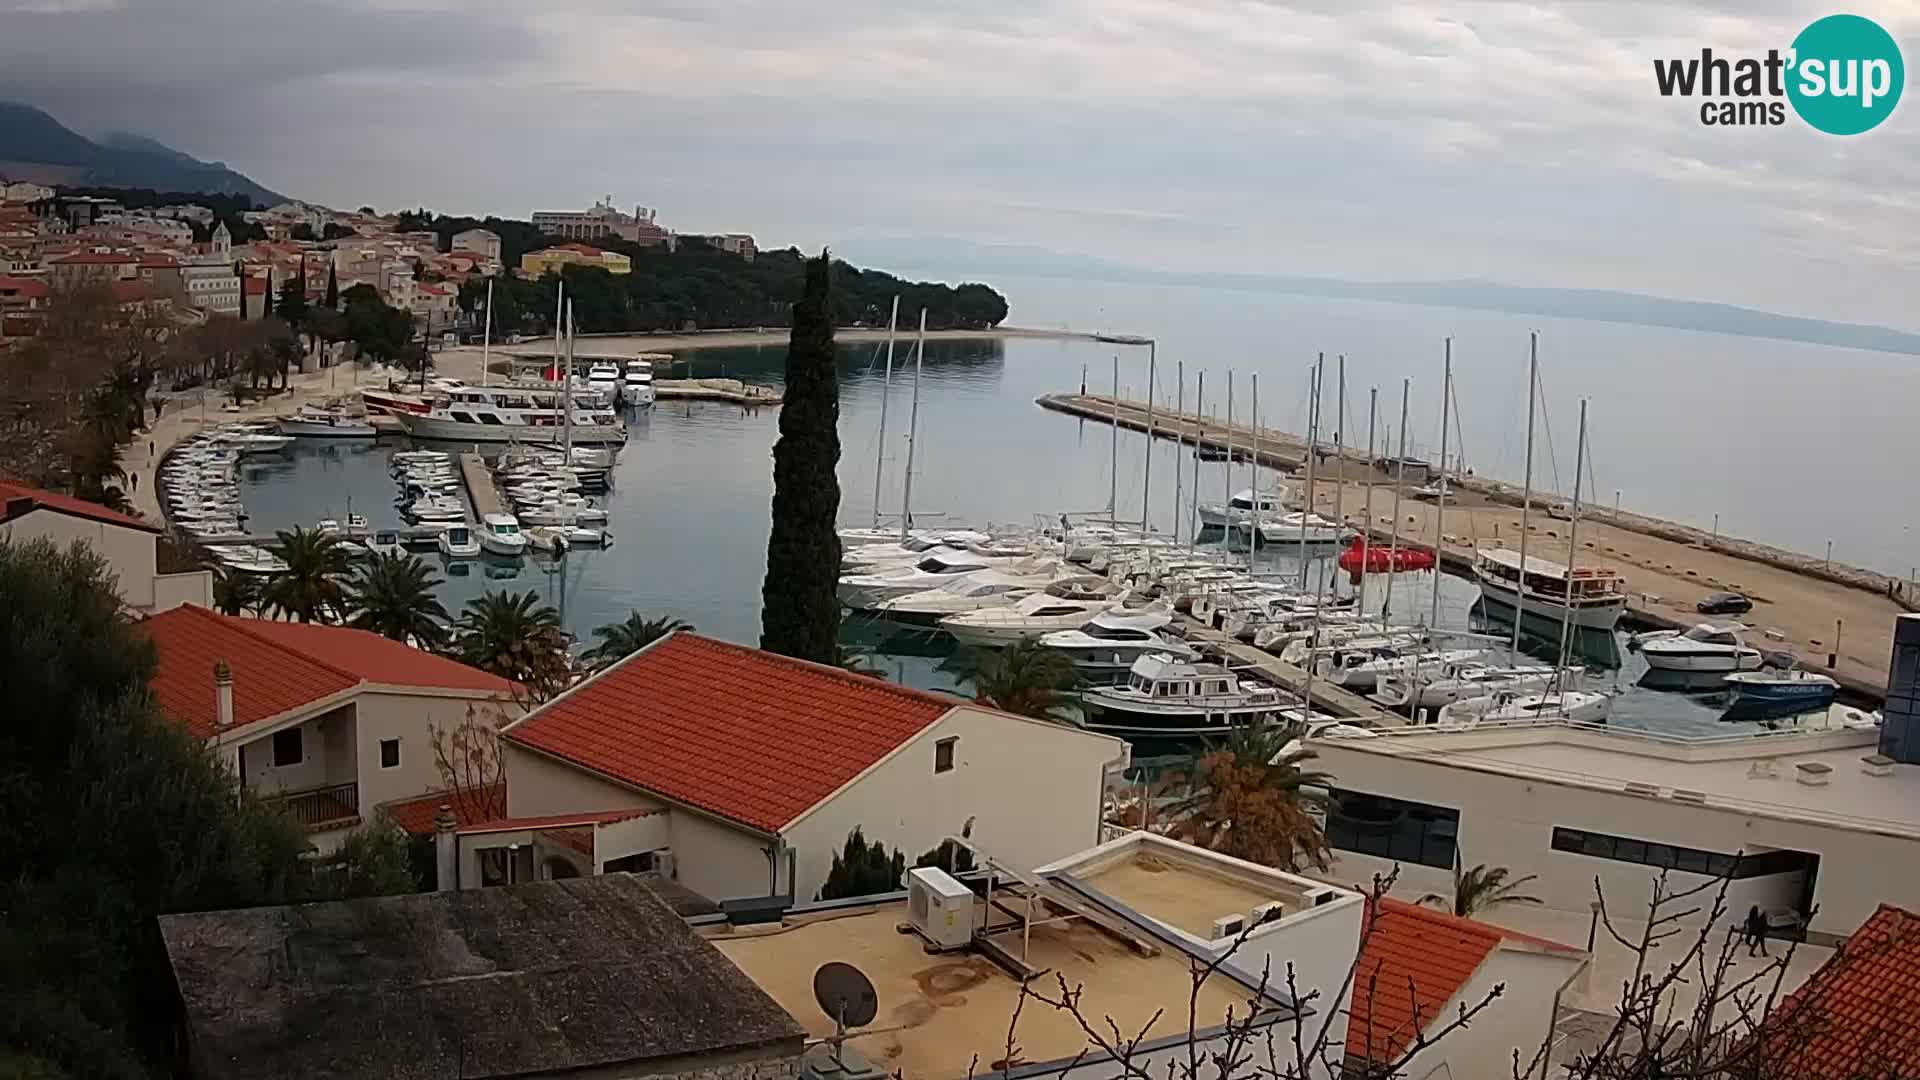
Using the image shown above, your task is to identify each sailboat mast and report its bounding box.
[1555,399,1589,699]
[1108,355,1119,537]
[563,303,575,458]
[1189,371,1204,555]
[1512,332,1539,661]
[480,277,493,389]
[1223,373,1233,540]
[1297,356,1321,573]
[1141,341,1155,531]
[1332,356,1346,596]
[1250,373,1261,568]
[552,280,565,383]
[1360,387,1377,608]
[1432,338,1451,629]
[1171,361,1183,545]
[898,308,926,542]
[1384,379,1410,619]
[871,295,899,528]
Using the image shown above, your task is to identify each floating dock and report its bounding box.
[457,453,499,519]
[655,378,780,406]
[1044,392,1905,699]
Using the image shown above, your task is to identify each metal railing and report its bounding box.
[266,782,361,830]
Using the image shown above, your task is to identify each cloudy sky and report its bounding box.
[2,0,1915,326]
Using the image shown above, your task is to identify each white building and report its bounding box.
[2,180,54,203]
[141,605,520,853]
[1,478,209,613]
[1308,703,1915,939]
[531,197,670,246]
[182,262,240,314]
[467,631,1132,904]
[450,227,501,266]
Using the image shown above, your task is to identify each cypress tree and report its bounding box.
[263,268,274,318]
[324,262,339,309]
[234,261,246,320]
[759,250,842,663]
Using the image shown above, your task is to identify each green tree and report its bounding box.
[816,827,906,901]
[308,823,418,899]
[234,261,246,320]
[261,526,353,622]
[346,551,449,648]
[211,565,261,616]
[263,268,275,318]
[324,261,339,309]
[1420,862,1544,918]
[759,251,842,664]
[277,273,308,329]
[967,639,1080,722]
[581,612,691,671]
[1170,719,1333,872]
[915,838,976,875]
[451,589,572,702]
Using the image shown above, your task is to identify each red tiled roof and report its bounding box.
[504,632,957,833]
[457,807,660,834]
[0,276,49,299]
[379,785,506,835]
[140,606,512,740]
[1759,904,1920,1079]
[139,253,178,268]
[0,476,156,532]
[51,250,136,265]
[1347,898,1504,1064]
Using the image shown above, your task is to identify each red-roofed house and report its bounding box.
[1,477,210,612]
[1345,898,1587,1079]
[48,248,139,285]
[1751,903,1920,1080]
[140,605,519,852]
[479,631,1129,903]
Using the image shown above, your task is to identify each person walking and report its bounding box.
[1744,905,1770,957]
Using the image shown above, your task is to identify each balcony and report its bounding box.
[265,781,361,832]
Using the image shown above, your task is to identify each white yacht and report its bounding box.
[837,551,1046,610]
[364,529,405,558]
[515,497,609,526]
[479,513,528,557]
[1039,611,1197,675]
[395,385,626,445]
[874,571,1056,626]
[210,544,288,575]
[1318,646,1490,692]
[1079,654,1301,739]
[586,361,623,404]
[437,523,481,559]
[1473,548,1628,630]
[622,358,657,407]
[1374,660,1561,711]
[278,405,377,438]
[1251,512,1351,547]
[1635,623,1764,672]
[1436,688,1613,727]
[1197,487,1291,529]
[937,587,1132,647]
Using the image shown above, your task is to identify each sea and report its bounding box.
[225,277,1915,745]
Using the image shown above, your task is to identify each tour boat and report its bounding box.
[1472,548,1627,631]
[277,405,377,438]
[1436,688,1613,727]
[1078,654,1302,738]
[1374,661,1562,711]
[1196,487,1291,529]
[1635,623,1765,673]
[437,524,481,559]
[1722,669,1840,719]
[394,385,626,445]
[1038,611,1196,675]
[359,387,433,416]
[936,585,1133,647]
[479,513,528,557]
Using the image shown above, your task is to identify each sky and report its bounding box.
[1,0,1915,327]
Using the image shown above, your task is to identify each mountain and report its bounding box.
[0,102,282,205]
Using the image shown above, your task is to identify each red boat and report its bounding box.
[1339,536,1437,577]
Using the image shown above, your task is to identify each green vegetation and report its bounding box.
[261,526,354,623]
[1170,719,1333,873]
[759,252,843,665]
[816,827,907,901]
[967,639,1081,722]
[347,552,450,649]
[451,589,573,703]
[1420,862,1544,917]
[582,612,692,671]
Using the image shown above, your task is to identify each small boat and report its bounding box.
[1723,669,1839,719]
[1637,623,1764,673]
[208,430,295,455]
[364,530,404,558]
[318,513,371,540]
[1437,688,1613,727]
[278,406,378,438]
[479,513,529,557]
[1079,653,1302,738]
[437,524,480,559]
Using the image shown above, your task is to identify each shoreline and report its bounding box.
[455,324,1093,362]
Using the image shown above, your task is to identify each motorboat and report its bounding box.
[209,544,288,574]
[1278,625,1431,666]
[1473,548,1627,631]
[587,361,623,404]
[1436,688,1613,727]
[874,571,1054,626]
[317,513,371,540]
[837,551,1047,610]
[437,524,481,559]
[1197,487,1291,528]
[207,429,294,455]
[1317,646,1489,692]
[1723,669,1840,719]
[404,498,466,524]
[1078,653,1302,739]
[1221,595,1358,642]
[623,358,657,407]
[1039,611,1197,676]
[937,586,1133,647]
[1635,623,1764,672]
[1251,512,1351,547]
[515,499,609,526]
[479,513,529,557]
[278,405,377,438]
[1374,661,1561,711]
[364,530,404,558]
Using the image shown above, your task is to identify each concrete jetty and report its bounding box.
[457,453,499,520]
[654,378,781,406]
[1043,392,1905,698]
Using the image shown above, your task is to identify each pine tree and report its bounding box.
[324,262,339,309]
[759,250,842,663]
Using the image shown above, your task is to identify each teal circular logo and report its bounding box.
[1787,14,1904,135]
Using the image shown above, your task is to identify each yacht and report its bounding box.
[1039,611,1197,676]
[1278,625,1431,666]
[837,551,1046,610]
[1079,654,1302,738]
[874,571,1056,626]
[623,358,657,407]
[364,530,405,558]
[1635,623,1764,672]
[479,513,529,557]
[209,544,288,574]
[277,405,377,438]
[1473,548,1627,630]
[1197,487,1291,529]
[1374,661,1561,711]
[437,523,481,559]
[937,586,1131,647]
[1436,688,1613,727]
[207,429,294,455]
[515,498,609,526]
[587,361,623,404]
[1317,646,1490,692]
[404,497,466,524]
[1723,669,1840,719]
[1251,512,1351,547]
[395,385,626,445]
[1221,595,1357,642]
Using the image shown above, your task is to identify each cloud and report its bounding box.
[0,0,1913,325]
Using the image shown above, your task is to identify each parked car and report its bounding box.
[1696,591,1753,615]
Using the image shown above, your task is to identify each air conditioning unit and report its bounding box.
[651,850,675,880]
[1211,914,1247,940]
[1252,901,1287,926]
[905,866,975,950]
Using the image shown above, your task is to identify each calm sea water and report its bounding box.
[226,293,1872,739]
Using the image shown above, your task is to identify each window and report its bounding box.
[379,738,400,769]
[272,728,303,767]
[1550,828,1810,880]
[603,850,657,874]
[1325,789,1459,869]
[934,737,957,774]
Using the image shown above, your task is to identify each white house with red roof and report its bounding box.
[2,478,210,613]
[140,605,518,852]
[473,631,1131,904]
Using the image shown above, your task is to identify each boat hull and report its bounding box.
[1723,678,1839,719]
[278,419,377,438]
[396,414,626,445]
[1640,648,1763,673]
[1078,700,1299,738]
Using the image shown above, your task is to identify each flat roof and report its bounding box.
[1081,857,1277,938]
[1316,720,1920,839]
[710,900,1271,1079]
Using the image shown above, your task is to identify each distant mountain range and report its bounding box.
[0,102,281,205]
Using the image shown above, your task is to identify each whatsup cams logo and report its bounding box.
[1653,13,1904,133]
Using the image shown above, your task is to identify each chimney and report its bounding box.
[1883,614,1920,765]
[434,804,459,891]
[213,659,234,730]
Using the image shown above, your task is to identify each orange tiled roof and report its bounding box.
[457,807,660,834]
[0,476,156,532]
[0,276,50,299]
[504,632,957,833]
[379,784,506,835]
[141,606,513,740]
[51,250,136,265]
[1347,898,1505,1064]
[1759,904,1920,1079]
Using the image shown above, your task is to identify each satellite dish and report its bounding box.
[813,961,879,1029]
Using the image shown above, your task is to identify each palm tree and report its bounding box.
[966,640,1079,722]
[1170,719,1334,872]
[1420,862,1543,918]
[451,589,572,702]
[261,527,353,623]
[347,552,449,648]
[211,566,261,617]
[581,612,691,671]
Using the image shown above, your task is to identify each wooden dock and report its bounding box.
[1044,392,1904,699]
[458,453,498,520]
[655,378,781,406]
[1182,620,1404,725]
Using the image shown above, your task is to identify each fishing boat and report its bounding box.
[1078,654,1301,738]
[395,385,626,445]
[1634,623,1764,673]
[277,405,377,438]
[1473,548,1628,630]
[437,523,480,559]
[1436,688,1613,727]
[1723,669,1840,719]
[479,513,529,557]
[1038,611,1196,676]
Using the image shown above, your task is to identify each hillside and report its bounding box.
[0,102,282,205]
